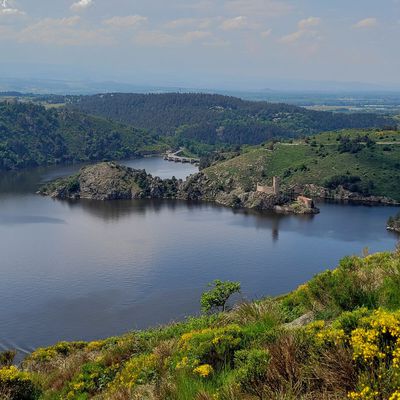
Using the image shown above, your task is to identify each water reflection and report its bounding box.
[0,215,66,225]
[0,158,398,354]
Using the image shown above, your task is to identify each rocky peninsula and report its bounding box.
[39,162,319,215]
[387,213,400,233]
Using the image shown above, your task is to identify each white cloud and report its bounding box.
[104,15,147,28]
[220,16,248,30]
[225,0,293,17]
[18,16,113,46]
[280,29,305,44]
[71,0,93,12]
[164,18,214,30]
[184,30,211,41]
[298,16,321,30]
[134,29,212,46]
[0,0,25,16]
[280,16,321,44]
[353,17,378,29]
[260,28,272,38]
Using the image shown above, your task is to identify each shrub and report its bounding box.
[176,325,244,371]
[235,349,270,397]
[109,354,157,393]
[63,361,119,399]
[28,341,87,363]
[0,366,40,400]
[201,280,241,313]
[0,350,16,367]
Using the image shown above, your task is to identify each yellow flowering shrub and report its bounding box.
[29,341,86,362]
[176,325,243,372]
[306,320,346,346]
[63,361,120,399]
[390,391,400,400]
[348,385,379,399]
[109,354,156,390]
[0,366,39,399]
[351,310,400,365]
[193,364,214,378]
[0,366,31,382]
[86,340,107,352]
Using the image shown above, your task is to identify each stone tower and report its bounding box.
[273,176,280,195]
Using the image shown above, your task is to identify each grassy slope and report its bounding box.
[204,129,400,200]
[2,250,400,399]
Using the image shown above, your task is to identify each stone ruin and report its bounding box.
[296,195,315,209]
[256,176,280,195]
[257,177,315,209]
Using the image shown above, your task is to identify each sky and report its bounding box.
[0,0,399,90]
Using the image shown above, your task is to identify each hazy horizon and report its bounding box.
[0,0,399,91]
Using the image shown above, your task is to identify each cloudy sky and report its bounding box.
[0,0,399,89]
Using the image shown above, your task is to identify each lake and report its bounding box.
[0,157,398,356]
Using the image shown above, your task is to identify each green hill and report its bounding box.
[69,93,393,146]
[0,102,159,171]
[203,129,400,201]
[2,250,400,399]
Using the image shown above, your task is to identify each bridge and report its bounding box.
[164,149,200,165]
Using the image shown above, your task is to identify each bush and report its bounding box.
[0,351,16,368]
[201,280,241,313]
[176,325,244,371]
[0,366,40,400]
[235,349,270,397]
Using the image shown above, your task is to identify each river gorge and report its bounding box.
[0,158,399,357]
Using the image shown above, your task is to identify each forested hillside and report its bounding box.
[203,129,400,201]
[70,93,392,145]
[0,102,157,171]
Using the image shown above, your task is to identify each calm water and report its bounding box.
[0,158,398,356]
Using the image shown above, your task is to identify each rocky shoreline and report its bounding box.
[39,162,400,215]
[39,162,319,215]
[292,183,400,206]
[387,213,400,233]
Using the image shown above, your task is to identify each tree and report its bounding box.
[201,280,241,313]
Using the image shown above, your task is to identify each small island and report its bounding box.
[387,212,400,233]
[39,162,319,215]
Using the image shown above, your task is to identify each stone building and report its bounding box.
[257,177,280,195]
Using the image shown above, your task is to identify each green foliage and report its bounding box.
[15,250,400,400]
[27,341,87,362]
[62,361,120,399]
[234,348,270,394]
[387,212,400,232]
[0,102,157,171]
[204,129,400,200]
[201,280,241,313]
[282,252,400,318]
[70,93,390,146]
[0,366,40,400]
[175,325,244,374]
[0,350,16,367]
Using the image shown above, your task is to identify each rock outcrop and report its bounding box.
[292,184,400,206]
[40,162,320,215]
[39,162,181,201]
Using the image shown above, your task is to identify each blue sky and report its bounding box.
[1,0,399,89]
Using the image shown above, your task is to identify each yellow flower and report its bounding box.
[348,386,379,399]
[0,366,31,382]
[193,364,214,378]
[390,391,400,400]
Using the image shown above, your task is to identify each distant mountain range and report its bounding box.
[1,76,400,97]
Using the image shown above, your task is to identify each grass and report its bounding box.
[204,129,400,200]
[2,249,400,399]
